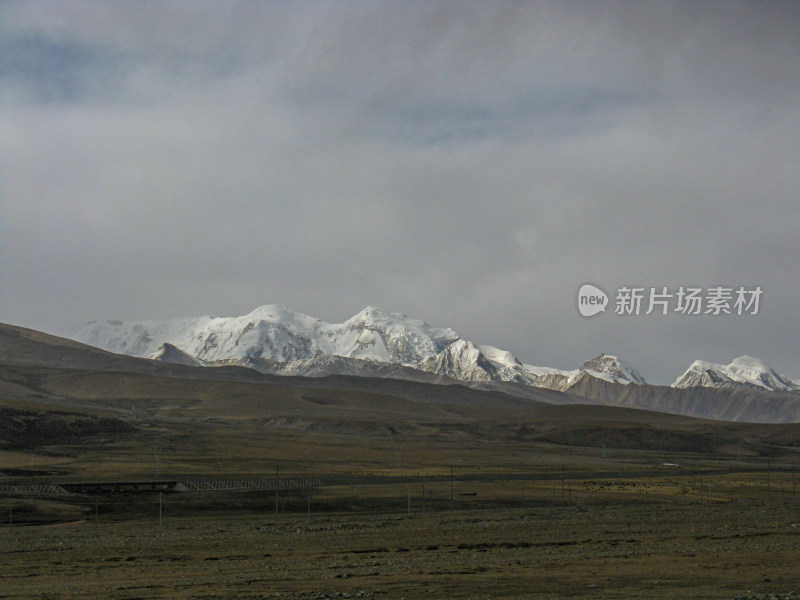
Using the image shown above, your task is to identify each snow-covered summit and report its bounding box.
[672,355,799,392]
[147,343,207,367]
[577,353,648,386]
[418,339,495,382]
[74,305,459,366]
[336,306,459,364]
[74,306,655,393]
[413,339,539,385]
[522,353,647,392]
[478,345,523,369]
[76,305,797,401]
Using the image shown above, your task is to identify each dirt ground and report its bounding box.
[2,482,800,600]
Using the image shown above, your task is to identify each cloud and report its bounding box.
[1,1,799,383]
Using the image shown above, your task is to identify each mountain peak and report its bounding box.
[418,339,494,382]
[74,305,460,366]
[246,303,291,316]
[577,353,648,385]
[147,342,206,367]
[244,304,320,324]
[672,356,799,392]
[72,304,795,397]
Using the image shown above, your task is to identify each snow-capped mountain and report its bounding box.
[75,305,552,386]
[529,353,648,392]
[73,307,651,393]
[672,355,800,392]
[417,340,492,382]
[147,343,207,367]
[70,305,800,422]
[577,354,648,385]
[416,340,542,385]
[75,305,459,365]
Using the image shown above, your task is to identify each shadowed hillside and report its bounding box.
[1,322,799,482]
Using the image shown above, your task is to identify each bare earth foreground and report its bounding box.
[3,482,800,600]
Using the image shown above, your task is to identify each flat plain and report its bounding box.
[3,476,800,600]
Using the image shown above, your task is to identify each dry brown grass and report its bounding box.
[2,493,800,600]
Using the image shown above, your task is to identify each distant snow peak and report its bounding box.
[74,305,795,397]
[578,353,648,385]
[416,340,538,385]
[74,305,460,367]
[672,355,799,392]
[419,339,492,382]
[74,306,653,392]
[477,345,523,369]
[337,306,459,365]
[519,352,645,392]
[147,343,206,367]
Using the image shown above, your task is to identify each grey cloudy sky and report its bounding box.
[2,1,799,384]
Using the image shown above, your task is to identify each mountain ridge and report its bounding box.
[70,305,800,423]
[73,305,651,390]
[672,355,800,392]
